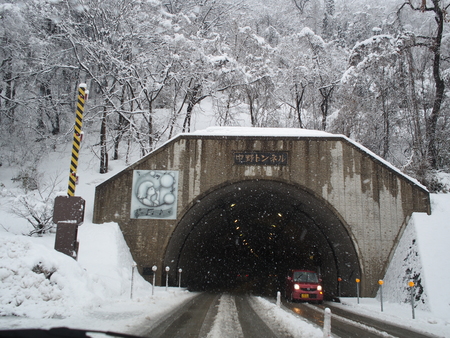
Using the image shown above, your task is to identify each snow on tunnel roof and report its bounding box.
[188,126,333,137]
[183,127,428,191]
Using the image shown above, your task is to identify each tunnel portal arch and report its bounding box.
[93,127,430,297]
[164,179,361,297]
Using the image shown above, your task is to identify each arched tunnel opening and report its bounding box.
[164,180,361,298]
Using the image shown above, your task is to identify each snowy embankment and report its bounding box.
[0,222,197,334]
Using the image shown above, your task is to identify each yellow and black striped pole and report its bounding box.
[67,83,87,196]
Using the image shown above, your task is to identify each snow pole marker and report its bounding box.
[131,262,137,299]
[378,280,384,312]
[178,268,183,288]
[67,83,87,196]
[165,266,170,291]
[323,307,331,337]
[356,278,361,304]
[409,281,416,319]
[152,265,157,296]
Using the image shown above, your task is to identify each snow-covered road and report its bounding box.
[142,293,292,338]
[140,293,441,338]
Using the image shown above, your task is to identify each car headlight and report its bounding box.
[317,285,322,291]
[294,284,300,290]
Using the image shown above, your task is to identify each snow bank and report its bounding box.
[0,222,153,319]
[382,216,429,311]
[331,199,450,338]
[250,297,323,338]
[414,194,450,316]
[77,222,147,297]
[0,222,196,334]
[381,193,450,323]
[0,232,108,318]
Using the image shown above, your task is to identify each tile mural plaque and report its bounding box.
[130,170,178,219]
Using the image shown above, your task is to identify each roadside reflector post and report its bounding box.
[323,307,331,337]
[178,268,183,288]
[409,281,416,319]
[337,277,342,298]
[131,262,137,299]
[165,266,170,291]
[378,280,384,312]
[356,278,361,304]
[152,265,157,296]
[277,291,281,307]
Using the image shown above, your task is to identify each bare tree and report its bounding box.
[9,170,64,236]
[292,0,311,15]
[399,0,449,170]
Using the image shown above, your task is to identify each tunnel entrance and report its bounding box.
[164,180,361,298]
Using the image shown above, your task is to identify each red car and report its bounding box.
[285,269,323,303]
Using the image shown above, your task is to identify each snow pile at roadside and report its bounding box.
[0,233,101,318]
[335,297,449,338]
[77,222,146,296]
[414,194,450,317]
[381,194,450,319]
[250,296,323,338]
[382,215,429,311]
[0,223,152,319]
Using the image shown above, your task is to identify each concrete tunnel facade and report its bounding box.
[92,127,430,298]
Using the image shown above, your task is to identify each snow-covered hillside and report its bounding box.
[0,130,449,337]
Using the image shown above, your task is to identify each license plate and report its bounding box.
[301,294,309,298]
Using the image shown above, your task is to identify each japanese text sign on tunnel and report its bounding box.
[234,151,288,166]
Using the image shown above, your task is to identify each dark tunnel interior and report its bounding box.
[163,180,361,298]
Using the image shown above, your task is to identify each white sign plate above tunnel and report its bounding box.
[130,170,179,219]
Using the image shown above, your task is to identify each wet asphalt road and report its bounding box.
[283,300,439,338]
[141,293,439,338]
[142,293,219,338]
[142,293,289,338]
